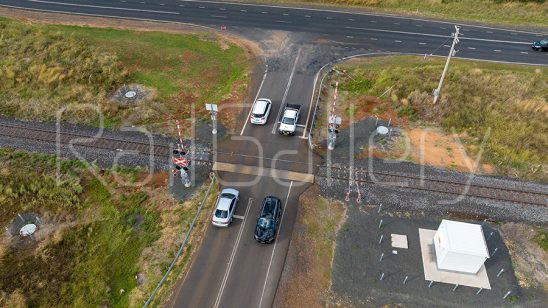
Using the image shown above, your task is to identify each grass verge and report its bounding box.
[315,55,547,181]
[244,0,548,28]
[274,185,346,307]
[0,17,250,133]
[0,148,215,307]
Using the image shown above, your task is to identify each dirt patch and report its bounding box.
[404,127,494,174]
[500,223,548,290]
[274,185,346,308]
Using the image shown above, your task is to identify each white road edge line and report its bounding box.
[27,0,180,14]
[240,66,268,136]
[258,181,293,308]
[271,48,302,134]
[344,26,532,44]
[213,198,253,308]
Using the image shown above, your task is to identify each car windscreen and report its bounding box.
[257,217,274,229]
[215,209,228,219]
[281,117,295,125]
[220,193,234,199]
[252,111,265,118]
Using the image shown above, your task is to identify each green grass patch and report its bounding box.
[249,0,548,27]
[335,55,548,181]
[0,149,203,307]
[532,229,548,251]
[0,18,249,131]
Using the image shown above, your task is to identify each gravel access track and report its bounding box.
[316,165,547,207]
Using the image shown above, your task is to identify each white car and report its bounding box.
[212,188,240,227]
[250,98,272,125]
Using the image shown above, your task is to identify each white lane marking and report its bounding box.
[395,40,402,43]
[326,16,333,19]
[258,181,293,308]
[468,47,476,50]
[261,11,268,14]
[394,22,400,25]
[419,42,426,45]
[344,26,532,44]
[26,0,180,14]
[346,35,354,38]
[371,38,378,40]
[520,51,528,54]
[199,6,205,8]
[440,27,446,29]
[159,3,165,5]
[210,15,227,18]
[486,31,493,34]
[416,24,422,27]
[370,20,376,23]
[276,20,291,24]
[305,15,311,18]
[232,214,244,220]
[240,9,247,12]
[219,7,226,10]
[348,18,355,21]
[240,66,268,136]
[493,49,501,52]
[213,198,253,308]
[271,48,302,135]
[283,13,289,16]
[443,44,451,47]
[178,4,185,6]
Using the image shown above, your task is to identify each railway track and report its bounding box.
[1,122,546,206]
[0,122,180,157]
[316,165,547,207]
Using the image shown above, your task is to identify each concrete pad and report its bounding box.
[391,234,408,249]
[213,162,314,183]
[419,229,491,289]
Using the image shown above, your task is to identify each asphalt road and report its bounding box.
[1,0,547,65]
[1,1,546,308]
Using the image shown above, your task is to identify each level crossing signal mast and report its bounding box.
[328,82,341,150]
[172,119,191,188]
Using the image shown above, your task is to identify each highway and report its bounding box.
[1,1,546,308]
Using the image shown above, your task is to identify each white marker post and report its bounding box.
[205,103,218,135]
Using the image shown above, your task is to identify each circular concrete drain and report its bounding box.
[124,90,137,99]
[20,224,37,236]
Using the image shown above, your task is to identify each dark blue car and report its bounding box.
[531,39,548,51]
[254,196,282,244]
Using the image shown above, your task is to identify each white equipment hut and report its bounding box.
[434,219,489,274]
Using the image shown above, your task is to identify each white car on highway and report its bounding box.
[212,188,240,227]
[249,98,272,125]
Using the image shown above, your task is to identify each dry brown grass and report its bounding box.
[275,186,346,307]
[500,223,548,290]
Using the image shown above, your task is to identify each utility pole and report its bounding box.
[433,25,460,104]
[327,82,341,150]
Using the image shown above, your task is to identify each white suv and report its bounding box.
[250,98,272,125]
[212,188,240,227]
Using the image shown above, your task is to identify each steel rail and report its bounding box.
[1,122,545,206]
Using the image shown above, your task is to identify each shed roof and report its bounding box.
[438,220,489,257]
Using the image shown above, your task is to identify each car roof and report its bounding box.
[217,196,232,211]
[252,99,270,113]
[261,196,279,217]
